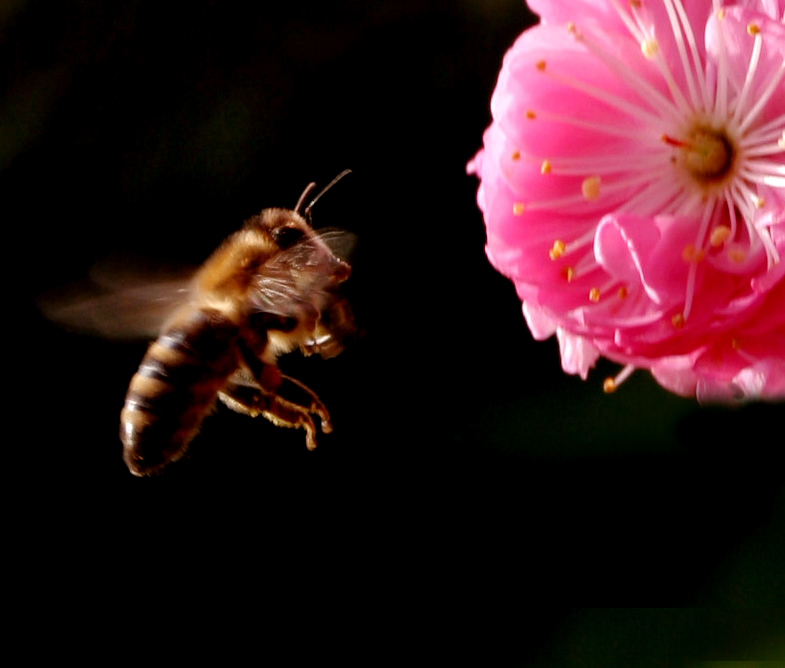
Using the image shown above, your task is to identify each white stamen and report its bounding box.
[523,169,665,213]
[683,197,718,320]
[603,364,636,393]
[741,143,785,158]
[737,62,785,135]
[607,0,646,44]
[723,189,739,239]
[712,0,730,120]
[738,165,785,188]
[617,171,693,216]
[562,228,598,256]
[544,151,665,176]
[731,33,763,129]
[526,109,651,141]
[670,0,712,111]
[742,117,785,146]
[538,64,665,129]
[575,27,684,125]
[662,0,704,111]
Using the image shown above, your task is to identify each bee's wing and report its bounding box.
[266,228,356,272]
[311,227,357,265]
[38,263,195,339]
[249,228,356,318]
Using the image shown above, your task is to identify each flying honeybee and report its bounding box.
[45,171,356,476]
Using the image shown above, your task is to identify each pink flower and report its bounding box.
[468,0,785,401]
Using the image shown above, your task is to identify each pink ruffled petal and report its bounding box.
[556,328,600,380]
[593,214,662,302]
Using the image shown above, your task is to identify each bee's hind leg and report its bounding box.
[219,372,331,450]
[276,372,333,434]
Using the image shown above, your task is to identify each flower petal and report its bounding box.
[556,327,600,379]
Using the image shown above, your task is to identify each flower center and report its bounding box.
[665,124,736,190]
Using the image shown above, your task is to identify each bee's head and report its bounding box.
[259,208,312,250]
[251,208,351,288]
[253,171,354,283]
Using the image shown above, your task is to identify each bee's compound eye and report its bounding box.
[272,225,305,249]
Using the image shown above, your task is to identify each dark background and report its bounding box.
[9,0,784,659]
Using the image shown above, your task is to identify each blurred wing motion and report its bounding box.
[38,261,195,340]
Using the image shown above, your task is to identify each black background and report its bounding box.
[10,0,784,659]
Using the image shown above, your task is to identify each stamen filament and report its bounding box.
[648,47,693,116]
[682,197,718,320]
[739,161,785,178]
[523,169,668,213]
[731,32,762,128]
[662,0,703,111]
[603,364,636,393]
[538,66,665,129]
[527,109,652,141]
[737,63,785,135]
[723,189,739,240]
[568,252,602,280]
[544,151,665,176]
[741,117,785,146]
[741,143,785,158]
[607,0,646,44]
[564,228,599,257]
[616,173,691,215]
[712,0,730,120]
[575,27,683,125]
[670,0,712,111]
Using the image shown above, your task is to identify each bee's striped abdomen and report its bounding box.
[120,307,240,476]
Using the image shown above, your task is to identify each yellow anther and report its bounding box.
[747,23,760,35]
[710,225,731,246]
[682,243,705,262]
[717,9,725,20]
[549,239,566,260]
[511,150,521,161]
[603,377,617,393]
[617,286,628,299]
[671,313,685,328]
[589,287,600,302]
[582,176,601,201]
[540,160,552,174]
[513,202,525,215]
[561,266,575,282]
[728,248,746,263]
[525,110,536,120]
[753,196,765,209]
[641,38,659,59]
[535,60,546,71]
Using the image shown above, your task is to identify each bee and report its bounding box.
[46,171,356,476]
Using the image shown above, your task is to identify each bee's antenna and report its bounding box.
[299,169,352,220]
[294,183,318,216]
